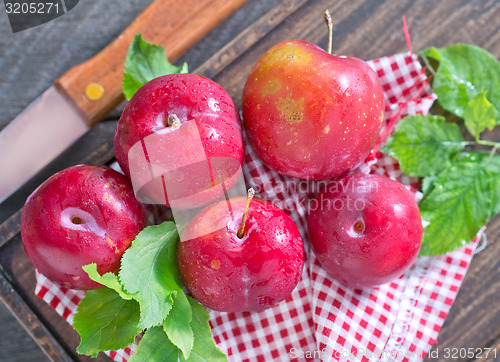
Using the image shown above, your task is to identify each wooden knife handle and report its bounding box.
[54,0,247,126]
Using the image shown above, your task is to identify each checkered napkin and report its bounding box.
[35,52,481,362]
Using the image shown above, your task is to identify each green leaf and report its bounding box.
[188,296,227,361]
[119,222,181,329]
[131,297,227,362]
[74,288,141,357]
[463,90,497,140]
[419,44,500,123]
[178,62,189,74]
[75,222,226,361]
[421,175,438,195]
[453,150,500,171]
[82,263,133,300]
[123,34,188,100]
[453,152,500,215]
[418,158,500,255]
[129,326,181,362]
[381,114,466,177]
[163,292,193,359]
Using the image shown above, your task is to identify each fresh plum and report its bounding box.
[114,73,244,208]
[242,39,384,180]
[308,173,422,288]
[178,190,304,312]
[20,165,147,290]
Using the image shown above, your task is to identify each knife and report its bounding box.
[0,0,247,203]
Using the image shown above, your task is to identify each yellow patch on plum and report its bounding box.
[104,192,115,203]
[258,44,313,73]
[211,260,221,270]
[105,234,120,254]
[277,97,304,124]
[324,125,330,134]
[261,79,282,97]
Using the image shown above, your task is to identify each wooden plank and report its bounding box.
[472,339,500,361]
[0,267,73,362]
[0,236,108,362]
[195,0,309,79]
[0,210,22,249]
[431,215,500,362]
[1,0,499,360]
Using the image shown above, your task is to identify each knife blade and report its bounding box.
[0,87,88,203]
[0,0,247,203]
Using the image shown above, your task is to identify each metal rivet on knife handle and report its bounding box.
[85,83,104,101]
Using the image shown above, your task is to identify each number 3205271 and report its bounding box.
[5,2,61,14]
[441,348,497,359]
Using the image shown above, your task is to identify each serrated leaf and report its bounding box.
[419,44,500,123]
[82,263,133,300]
[129,326,181,362]
[490,170,500,216]
[382,114,466,177]
[119,222,181,329]
[454,151,500,171]
[453,151,500,215]
[419,162,496,255]
[123,34,188,100]
[421,175,437,195]
[463,90,497,140]
[130,297,227,362]
[74,288,141,357]
[163,292,193,359]
[188,297,227,361]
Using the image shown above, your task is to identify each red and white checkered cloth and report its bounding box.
[35,52,481,362]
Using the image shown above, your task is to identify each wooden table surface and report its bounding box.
[0,0,499,361]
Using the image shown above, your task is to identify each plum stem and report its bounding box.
[354,220,365,233]
[167,114,181,128]
[477,139,500,148]
[324,9,333,55]
[237,188,256,239]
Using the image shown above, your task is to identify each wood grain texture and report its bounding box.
[195,0,309,79]
[473,338,500,361]
[0,268,72,362]
[0,0,499,361]
[0,237,109,362]
[432,219,500,361]
[0,209,22,249]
